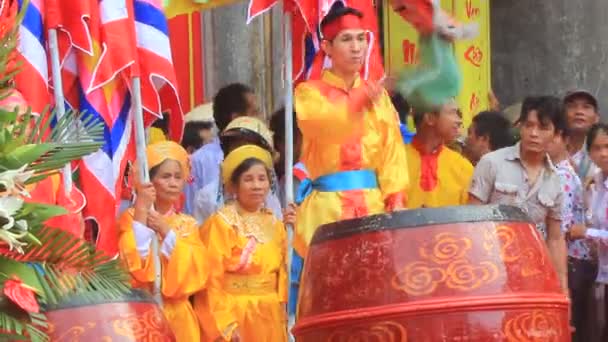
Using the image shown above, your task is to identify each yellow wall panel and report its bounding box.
[383,0,491,129]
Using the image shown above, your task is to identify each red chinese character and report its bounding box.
[464,45,483,67]
[469,92,480,112]
[402,39,417,65]
[466,0,480,19]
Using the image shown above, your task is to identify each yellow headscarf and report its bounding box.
[223,116,274,150]
[148,127,167,145]
[222,144,273,185]
[146,141,190,180]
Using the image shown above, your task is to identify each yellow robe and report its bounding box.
[405,140,474,208]
[117,210,207,342]
[294,70,409,256]
[194,205,288,342]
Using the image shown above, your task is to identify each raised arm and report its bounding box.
[295,82,369,144]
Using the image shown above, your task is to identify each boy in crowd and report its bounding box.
[464,111,515,165]
[405,98,473,208]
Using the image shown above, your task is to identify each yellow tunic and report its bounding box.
[194,205,288,342]
[294,70,409,256]
[405,140,474,208]
[117,210,207,342]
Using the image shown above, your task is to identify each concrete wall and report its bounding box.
[491,1,608,114]
[202,1,279,117]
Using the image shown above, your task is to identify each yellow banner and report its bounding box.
[452,0,491,128]
[164,0,241,18]
[383,0,491,128]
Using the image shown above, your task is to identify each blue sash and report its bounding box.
[295,169,379,204]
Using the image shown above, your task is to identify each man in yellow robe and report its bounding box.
[405,99,474,208]
[294,6,408,264]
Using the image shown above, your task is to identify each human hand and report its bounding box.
[283,203,297,226]
[230,329,241,342]
[365,79,386,105]
[385,193,404,212]
[147,210,171,237]
[569,224,587,240]
[488,90,500,111]
[134,183,155,209]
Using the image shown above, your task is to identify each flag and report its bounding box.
[45,0,94,56]
[88,0,138,97]
[246,0,278,24]
[70,1,134,255]
[45,0,95,110]
[164,0,240,19]
[15,0,49,115]
[133,0,184,141]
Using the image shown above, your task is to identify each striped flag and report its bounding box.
[88,0,138,99]
[133,0,183,141]
[60,0,134,255]
[45,0,94,56]
[15,0,49,115]
[246,0,278,24]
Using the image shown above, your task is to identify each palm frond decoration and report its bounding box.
[0,225,130,306]
[0,2,133,341]
[0,109,105,182]
[0,310,47,342]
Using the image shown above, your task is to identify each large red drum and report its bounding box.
[293,205,570,341]
[45,289,175,341]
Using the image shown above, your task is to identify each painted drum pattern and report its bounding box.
[293,205,570,342]
[45,290,175,342]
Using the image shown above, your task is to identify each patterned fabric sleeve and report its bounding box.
[557,169,575,233]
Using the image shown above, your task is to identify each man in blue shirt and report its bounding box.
[183,83,261,215]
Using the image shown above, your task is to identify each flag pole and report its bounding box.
[47,28,73,193]
[132,76,163,306]
[283,8,296,341]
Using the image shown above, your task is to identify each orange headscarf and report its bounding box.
[145,141,190,180]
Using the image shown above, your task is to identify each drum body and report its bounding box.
[294,205,570,341]
[45,289,175,341]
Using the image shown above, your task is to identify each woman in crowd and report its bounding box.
[193,116,282,225]
[570,123,608,340]
[117,141,208,341]
[194,144,296,341]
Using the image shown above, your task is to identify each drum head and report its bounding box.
[311,205,531,245]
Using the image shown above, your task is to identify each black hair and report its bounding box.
[586,123,608,152]
[149,162,162,179]
[412,107,440,128]
[390,93,410,123]
[320,5,363,40]
[149,159,181,179]
[230,158,271,185]
[220,129,272,156]
[471,111,515,151]
[181,121,214,151]
[269,107,301,147]
[213,83,254,132]
[517,96,566,133]
[152,113,169,134]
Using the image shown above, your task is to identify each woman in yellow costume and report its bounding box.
[117,141,208,341]
[194,144,296,342]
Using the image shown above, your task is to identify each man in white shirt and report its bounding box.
[564,89,600,184]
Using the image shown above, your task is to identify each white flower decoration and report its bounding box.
[0,196,23,230]
[0,196,28,253]
[0,165,34,197]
